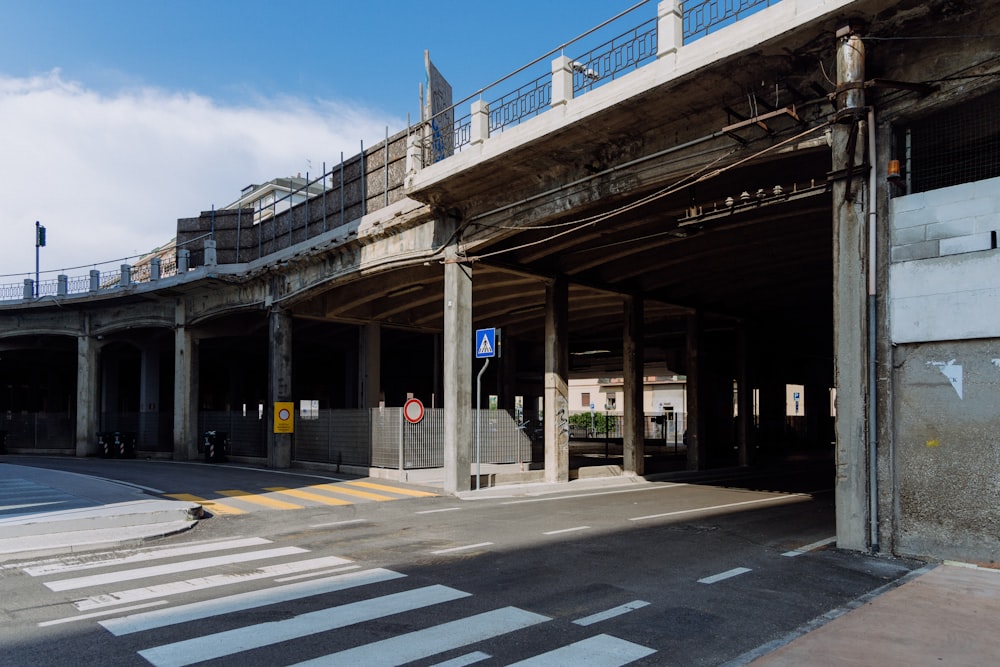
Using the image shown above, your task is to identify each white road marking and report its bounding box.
[416,507,462,514]
[310,518,367,528]
[275,564,359,582]
[38,600,168,627]
[698,567,752,584]
[74,555,353,610]
[25,537,273,576]
[501,484,686,505]
[138,585,471,667]
[288,607,550,667]
[429,651,491,666]
[101,567,406,636]
[46,546,308,591]
[543,526,590,535]
[431,542,494,554]
[573,600,650,626]
[629,493,807,521]
[782,536,836,557]
[507,634,657,666]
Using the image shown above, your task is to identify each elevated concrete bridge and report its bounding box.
[5,0,998,561]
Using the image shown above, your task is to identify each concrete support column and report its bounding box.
[443,247,473,493]
[75,332,98,457]
[173,302,198,460]
[139,344,160,451]
[544,277,570,483]
[657,0,684,64]
[470,100,490,146]
[833,27,870,551]
[358,322,382,409]
[551,56,574,108]
[622,295,645,476]
[268,308,293,468]
[685,311,706,470]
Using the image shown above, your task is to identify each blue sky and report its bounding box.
[0,0,648,277]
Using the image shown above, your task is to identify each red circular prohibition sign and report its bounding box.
[403,398,425,424]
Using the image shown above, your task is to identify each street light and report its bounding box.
[34,221,46,298]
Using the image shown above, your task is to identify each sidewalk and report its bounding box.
[0,462,201,560]
[742,561,1000,666]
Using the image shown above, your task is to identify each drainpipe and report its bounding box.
[867,106,879,553]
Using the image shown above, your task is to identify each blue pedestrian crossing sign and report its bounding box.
[475,328,497,358]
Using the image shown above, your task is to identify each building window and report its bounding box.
[581,392,590,408]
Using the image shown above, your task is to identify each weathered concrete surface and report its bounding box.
[891,340,1000,563]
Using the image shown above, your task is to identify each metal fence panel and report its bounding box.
[404,408,445,469]
[296,409,371,466]
[0,413,74,451]
[199,411,266,458]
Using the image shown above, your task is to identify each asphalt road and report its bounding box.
[0,459,922,666]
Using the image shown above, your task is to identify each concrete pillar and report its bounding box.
[204,239,218,267]
[833,27,870,551]
[443,246,472,493]
[358,322,382,408]
[75,332,99,456]
[139,344,160,451]
[544,277,570,483]
[23,279,32,300]
[173,303,199,460]
[178,249,190,273]
[657,0,684,64]
[151,257,161,281]
[470,100,490,146]
[268,308,293,468]
[89,270,100,292]
[551,56,574,108]
[120,264,131,288]
[57,275,68,296]
[622,295,645,476]
[685,311,706,470]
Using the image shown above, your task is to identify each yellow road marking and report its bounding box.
[346,481,437,498]
[312,483,396,502]
[216,489,304,510]
[164,493,246,515]
[264,486,353,506]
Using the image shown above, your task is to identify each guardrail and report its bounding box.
[410,0,784,166]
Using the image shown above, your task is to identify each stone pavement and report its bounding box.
[2,459,1000,665]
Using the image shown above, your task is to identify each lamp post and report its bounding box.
[34,221,46,298]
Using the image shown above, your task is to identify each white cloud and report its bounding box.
[0,70,400,278]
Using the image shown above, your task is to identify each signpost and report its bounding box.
[474,328,498,490]
[34,221,46,298]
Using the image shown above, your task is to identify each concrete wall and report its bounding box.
[888,178,1000,562]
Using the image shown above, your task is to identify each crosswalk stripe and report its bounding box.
[573,600,650,626]
[506,634,656,666]
[46,546,308,591]
[137,584,471,667]
[313,482,396,501]
[429,652,491,667]
[163,493,245,515]
[263,486,353,506]
[216,489,305,510]
[345,480,438,497]
[25,537,273,577]
[74,556,354,610]
[101,567,406,636]
[288,606,551,667]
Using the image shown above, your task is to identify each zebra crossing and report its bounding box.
[163,479,438,515]
[17,536,657,666]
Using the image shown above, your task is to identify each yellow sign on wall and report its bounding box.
[274,402,295,433]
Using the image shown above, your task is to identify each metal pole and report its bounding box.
[476,358,490,490]
[34,221,40,298]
